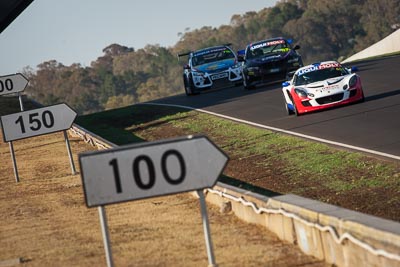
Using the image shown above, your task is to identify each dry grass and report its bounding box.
[0,131,328,266]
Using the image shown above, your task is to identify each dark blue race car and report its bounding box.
[238,37,303,89]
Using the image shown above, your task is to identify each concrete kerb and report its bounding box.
[68,125,400,267]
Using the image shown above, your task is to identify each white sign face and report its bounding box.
[0,103,77,142]
[0,73,29,96]
[79,135,228,207]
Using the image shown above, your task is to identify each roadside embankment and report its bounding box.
[342,29,400,63]
[69,123,400,267]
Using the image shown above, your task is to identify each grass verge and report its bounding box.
[75,104,400,221]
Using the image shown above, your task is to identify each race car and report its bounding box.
[282,61,365,116]
[238,37,303,89]
[178,44,242,96]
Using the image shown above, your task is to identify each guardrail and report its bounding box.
[68,124,400,267]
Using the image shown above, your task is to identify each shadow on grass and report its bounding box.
[75,104,190,146]
[75,104,281,199]
[0,96,40,116]
[219,174,281,198]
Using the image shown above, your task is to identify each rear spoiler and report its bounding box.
[177,51,192,62]
[177,51,191,57]
[177,43,233,61]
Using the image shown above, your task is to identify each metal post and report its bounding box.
[18,93,24,111]
[197,189,217,267]
[9,141,20,183]
[98,206,114,267]
[63,130,76,175]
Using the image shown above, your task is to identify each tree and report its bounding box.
[104,94,136,110]
[356,0,400,51]
[25,0,396,114]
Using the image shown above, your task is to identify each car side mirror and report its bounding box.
[293,45,300,50]
[282,81,291,87]
[183,64,191,70]
[237,49,245,62]
[351,66,359,72]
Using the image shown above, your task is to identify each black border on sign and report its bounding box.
[78,134,229,208]
[0,73,29,96]
[0,102,77,142]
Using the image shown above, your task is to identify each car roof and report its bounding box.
[193,45,230,54]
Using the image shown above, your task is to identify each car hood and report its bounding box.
[299,76,347,93]
[194,58,236,73]
[247,51,290,66]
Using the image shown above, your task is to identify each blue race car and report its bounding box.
[178,44,242,96]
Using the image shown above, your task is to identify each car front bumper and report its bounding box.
[192,67,242,89]
[291,84,364,114]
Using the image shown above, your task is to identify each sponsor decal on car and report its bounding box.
[322,84,340,90]
[211,72,228,80]
[269,68,280,73]
[298,62,341,76]
[194,47,230,56]
[261,55,282,61]
[250,39,286,50]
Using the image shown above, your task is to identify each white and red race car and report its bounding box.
[282,61,364,115]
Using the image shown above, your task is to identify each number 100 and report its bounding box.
[109,149,186,193]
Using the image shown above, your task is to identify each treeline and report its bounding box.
[23,0,399,114]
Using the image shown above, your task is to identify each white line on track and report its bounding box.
[142,102,400,161]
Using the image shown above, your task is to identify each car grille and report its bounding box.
[261,60,285,70]
[204,77,211,86]
[229,71,239,80]
[316,93,344,105]
[211,77,230,88]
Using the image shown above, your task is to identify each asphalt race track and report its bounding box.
[151,55,400,159]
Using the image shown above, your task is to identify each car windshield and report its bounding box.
[192,48,235,66]
[294,66,349,86]
[247,40,289,59]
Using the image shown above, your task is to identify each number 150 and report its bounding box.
[15,111,55,133]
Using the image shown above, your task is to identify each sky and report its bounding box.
[0,0,278,75]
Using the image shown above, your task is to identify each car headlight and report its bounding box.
[192,71,204,77]
[231,62,242,69]
[349,75,358,87]
[295,88,308,98]
[247,67,259,72]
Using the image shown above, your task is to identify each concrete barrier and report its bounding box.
[68,125,400,267]
[342,29,400,63]
[206,184,400,267]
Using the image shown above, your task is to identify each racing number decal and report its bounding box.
[0,78,13,93]
[109,149,186,193]
[14,111,55,134]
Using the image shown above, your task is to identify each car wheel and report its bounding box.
[284,92,295,115]
[293,101,300,116]
[234,81,243,87]
[184,75,196,96]
[288,92,300,116]
[285,101,295,116]
[359,90,365,103]
[243,77,254,90]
